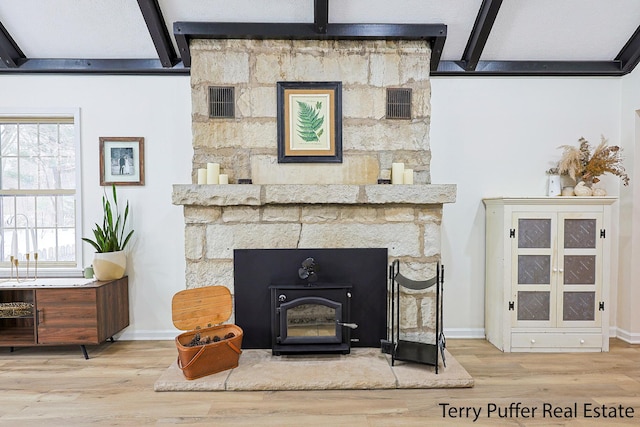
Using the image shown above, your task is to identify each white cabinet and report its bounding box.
[483,197,616,352]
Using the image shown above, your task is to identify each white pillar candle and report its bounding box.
[11,229,18,258]
[218,174,229,184]
[403,169,414,184]
[206,163,220,184]
[391,163,405,184]
[197,168,207,185]
[31,229,37,253]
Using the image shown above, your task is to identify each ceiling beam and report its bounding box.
[0,20,25,68]
[173,22,447,70]
[136,0,179,67]
[462,0,503,71]
[433,60,623,76]
[0,58,188,75]
[314,0,329,34]
[616,24,640,75]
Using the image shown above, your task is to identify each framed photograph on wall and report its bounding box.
[277,81,342,163]
[99,137,145,186]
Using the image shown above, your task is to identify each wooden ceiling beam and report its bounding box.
[434,60,623,76]
[137,0,179,67]
[314,0,329,34]
[173,22,446,70]
[616,24,640,75]
[0,20,25,68]
[0,58,188,74]
[462,0,503,71]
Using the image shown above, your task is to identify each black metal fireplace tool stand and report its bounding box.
[384,260,446,373]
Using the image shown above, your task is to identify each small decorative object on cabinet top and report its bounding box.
[547,173,561,196]
[561,186,575,196]
[573,181,593,196]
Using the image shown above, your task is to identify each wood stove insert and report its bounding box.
[234,248,387,350]
[269,283,354,355]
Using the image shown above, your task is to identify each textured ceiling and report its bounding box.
[0,0,639,75]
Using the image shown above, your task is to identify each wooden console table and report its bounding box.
[0,277,129,359]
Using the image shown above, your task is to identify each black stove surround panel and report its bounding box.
[234,248,387,350]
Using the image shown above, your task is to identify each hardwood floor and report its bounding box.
[0,339,638,426]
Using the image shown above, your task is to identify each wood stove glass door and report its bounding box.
[279,296,342,345]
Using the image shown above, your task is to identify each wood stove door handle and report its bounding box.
[337,322,358,329]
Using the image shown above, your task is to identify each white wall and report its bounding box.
[619,66,640,343]
[1,72,636,341]
[430,76,623,337]
[0,74,192,339]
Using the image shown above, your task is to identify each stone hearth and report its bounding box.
[155,348,473,391]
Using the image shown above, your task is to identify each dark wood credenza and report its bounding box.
[0,277,129,359]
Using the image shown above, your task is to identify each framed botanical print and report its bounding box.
[277,81,342,163]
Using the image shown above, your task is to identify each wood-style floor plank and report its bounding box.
[0,339,638,426]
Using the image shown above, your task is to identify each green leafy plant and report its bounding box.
[296,100,324,142]
[82,185,134,253]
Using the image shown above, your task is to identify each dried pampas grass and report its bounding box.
[555,136,629,186]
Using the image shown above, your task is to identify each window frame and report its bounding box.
[0,108,83,277]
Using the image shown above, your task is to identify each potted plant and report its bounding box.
[82,184,134,280]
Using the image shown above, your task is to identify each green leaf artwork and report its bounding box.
[296,100,325,142]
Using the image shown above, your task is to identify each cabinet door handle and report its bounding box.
[580,339,585,344]
[530,339,536,344]
[559,269,564,273]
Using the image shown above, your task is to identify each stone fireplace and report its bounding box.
[172,37,456,347]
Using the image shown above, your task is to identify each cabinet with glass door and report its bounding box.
[483,197,616,352]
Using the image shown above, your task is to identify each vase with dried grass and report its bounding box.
[553,135,630,191]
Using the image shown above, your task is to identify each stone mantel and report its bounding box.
[172,184,457,207]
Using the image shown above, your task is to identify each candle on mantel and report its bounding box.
[403,169,414,184]
[197,168,207,185]
[219,174,229,184]
[206,163,220,184]
[391,163,405,184]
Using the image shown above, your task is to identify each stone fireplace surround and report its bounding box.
[172,37,457,346]
[172,183,456,344]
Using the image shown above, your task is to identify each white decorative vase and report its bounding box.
[92,250,127,281]
[548,175,561,196]
[574,181,593,197]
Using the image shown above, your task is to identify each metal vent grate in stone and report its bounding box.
[209,86,235,118]
[386,88,412,120]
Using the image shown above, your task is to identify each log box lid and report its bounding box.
[171,286,232,331]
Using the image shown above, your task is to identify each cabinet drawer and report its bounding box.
[511,332,602,350]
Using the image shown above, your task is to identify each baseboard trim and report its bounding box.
[119,330,178,341]
[614,327,640,344]
[443,328,485,339]
[118,328,487,341]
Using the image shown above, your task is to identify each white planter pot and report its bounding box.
[92,251,127,281]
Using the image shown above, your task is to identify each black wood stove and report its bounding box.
[269,283,355,355]
[234,248,386,350]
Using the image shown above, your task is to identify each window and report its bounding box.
[0,110,82,275]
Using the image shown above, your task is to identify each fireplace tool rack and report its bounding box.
[385,259,445,373]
